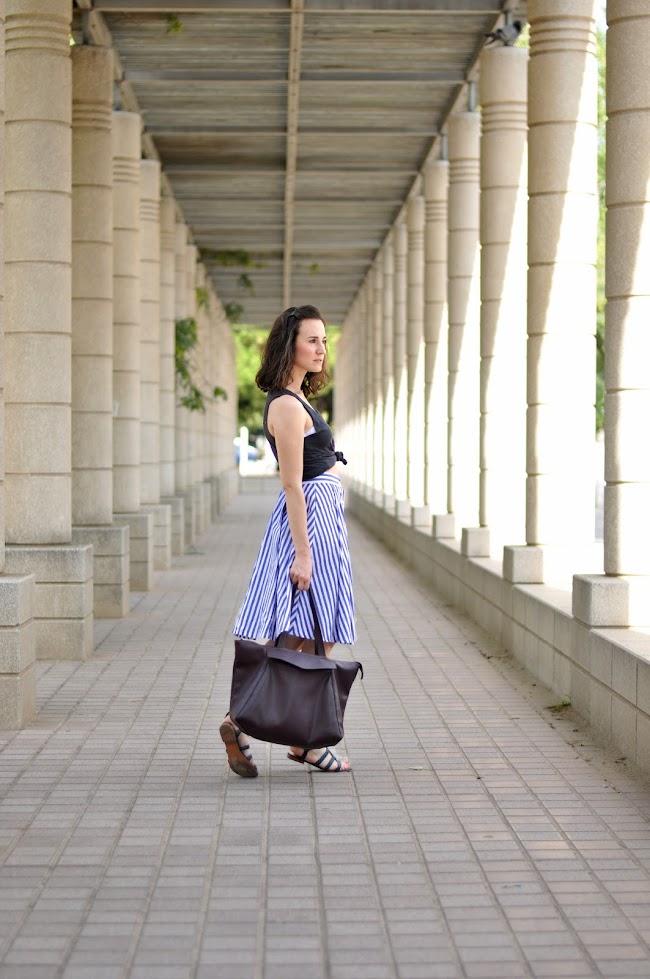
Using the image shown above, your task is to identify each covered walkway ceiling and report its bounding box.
[75,0,522,324]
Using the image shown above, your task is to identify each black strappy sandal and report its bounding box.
[287,747,350,772]
[220,718,258,778]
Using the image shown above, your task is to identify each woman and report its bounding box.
[220,305,356,777]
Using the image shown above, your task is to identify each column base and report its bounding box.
[201,480,213,530]
[192,484,203,536]
[178,490,197,548]
[504,544,601,584]
[394,498,411,523]
[0,574,36,727]
[142,504,172,572]
[72,525,130,618]
[114,511,154,591]
[382,493,396,514]
[573,574,650,627]
[161,496,185,557]
[411,504,431,530]
[461,526,490,558]
[432,513,456,540]
[4,546,94,660]
[217,468,239,510]
[209,476,220,521]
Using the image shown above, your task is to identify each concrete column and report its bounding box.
[159,193,184,556]
[4,0,93,660]
[185,243,203,540]
[195,262,212,532]
[447,111,481,539]
[372,259,384,506]
[574,0,650,625]
[393,219,409,519]
[140,160,171,572]
[474,47,528,560]
[174,223,190,498]
[381,237,395,512]
[424,160,451,537]
[344,301,358,487]
[70,45,129,619]
[351,300,362,488]
[363,274,374,499]
[0,1,36,723]
[139,159,161,507]
[406,195,427,526]
[207,290,219,520]
[112,111,153,591]
[509,0,598,585]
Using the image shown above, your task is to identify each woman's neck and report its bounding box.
[285,374,306,395]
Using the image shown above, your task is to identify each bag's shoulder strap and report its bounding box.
[276,586,326,657]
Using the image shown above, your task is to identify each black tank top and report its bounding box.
[263,389,347,481]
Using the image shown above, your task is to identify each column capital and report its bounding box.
[71,45,113,132]
[447,111,481,167]
[479,45,528,108]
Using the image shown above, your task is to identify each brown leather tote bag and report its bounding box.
[229,589,363,749]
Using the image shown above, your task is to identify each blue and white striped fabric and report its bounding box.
[233,473,355,645]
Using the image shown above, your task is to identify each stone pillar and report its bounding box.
[508,0,598,585]
[406,195,427,527]
[174,223,191,511]
[381,237,395,512]
[159,193,184,556]
[4,0,93,660]
[447,111,481,541]
[112,111,153,591]
[372,259,384,506]
[139,159,161,507]
[0,1,36,723]
[185,243,203,540]
[475,47,528,560]
[363,274,374,499]
[70,44,129,619]
[139,159,172,572]
[195,262,212,531]
[574,0,650,625]
[424,160,452,538]
[393,219,409,520]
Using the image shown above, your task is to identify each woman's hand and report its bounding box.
[289,552,312,590]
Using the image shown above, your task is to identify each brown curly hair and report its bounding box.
[255,304,330,397]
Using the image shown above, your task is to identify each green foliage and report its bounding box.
[175,317,227,413]
[224,301,245,323]
[166,13,183,34]
[238,273,254,295]
[515,22,530,48]
[195,286,209,311]
[199,249,266,325]
[233,325,268,432]
[547,700,571,713]
[202,249,264,269]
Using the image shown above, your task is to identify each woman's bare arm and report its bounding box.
[268,397,311,589]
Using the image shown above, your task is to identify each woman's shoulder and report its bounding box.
[267,390,308,419]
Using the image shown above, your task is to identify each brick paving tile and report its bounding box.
[1,489,650,978]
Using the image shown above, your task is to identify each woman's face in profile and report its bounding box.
[293,318,327,376]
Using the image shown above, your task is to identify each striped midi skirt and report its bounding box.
[233,473,356,645]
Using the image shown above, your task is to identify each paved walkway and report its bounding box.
[1,488,650,979]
